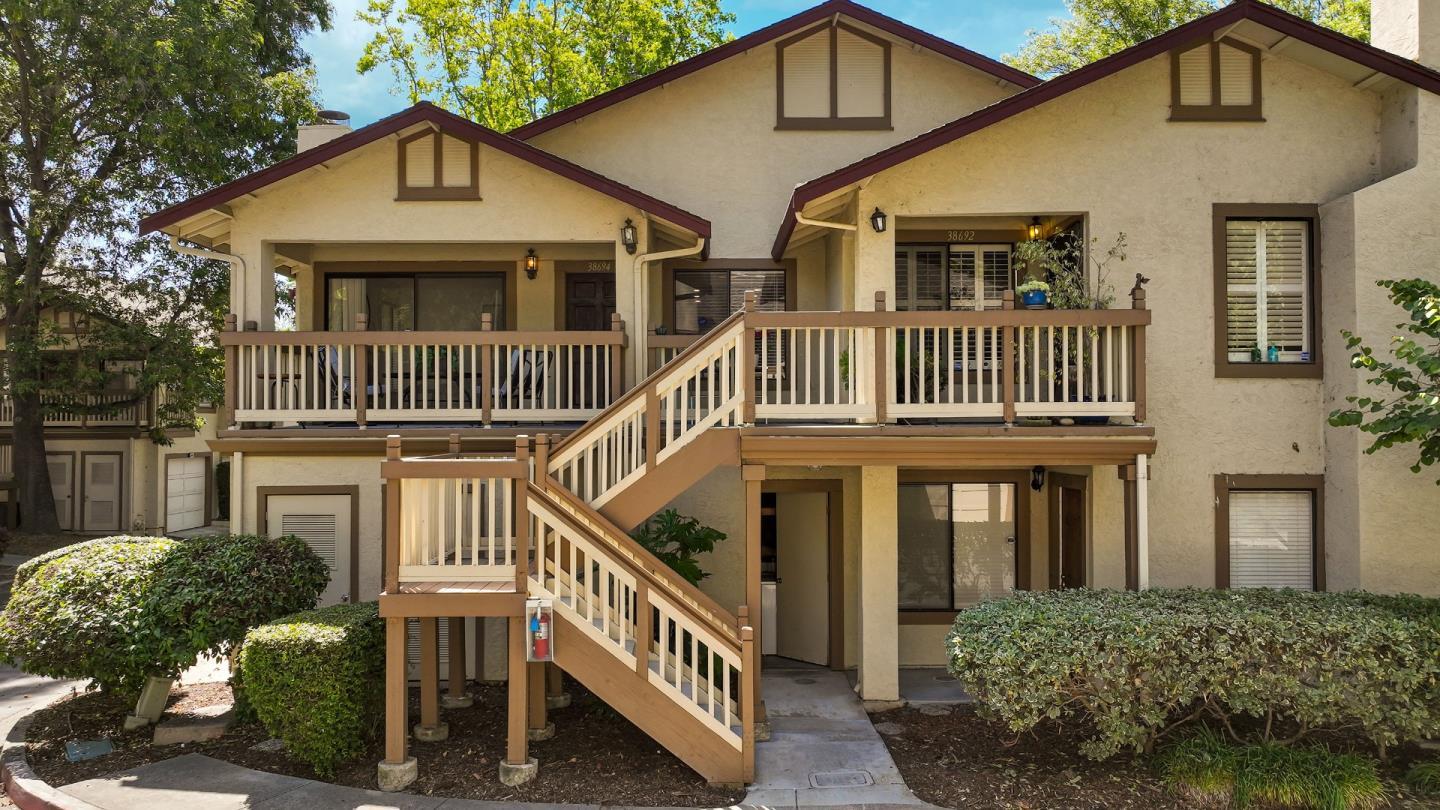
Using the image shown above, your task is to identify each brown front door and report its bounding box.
[1048,472,1088,589]
[566,274,616,331]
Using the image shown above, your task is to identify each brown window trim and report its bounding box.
[396,130,481,201]
[1170,37,1264,122]
[1213,474,1325,591]
[775,21,892,131]
[1213,203,1322,379]
[896,469,1031,623]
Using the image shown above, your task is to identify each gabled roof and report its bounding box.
[771,0,1440,259]
[140,102,711,238]
[508,0,1039,141]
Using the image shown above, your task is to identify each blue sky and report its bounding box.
[306,0,1067,127]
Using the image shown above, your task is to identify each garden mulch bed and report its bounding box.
[24,680,744,807]
[872,704,1440,810]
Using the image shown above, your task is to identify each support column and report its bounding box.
[414,618,448,741]
[500,615,538,786]
[527,662,552,740]
[443,617,472,709]
[857,465,899,706]
[742,465,766,724]
[377,616,417,792]
[1136,454,1150,589]
[545,663,570,709]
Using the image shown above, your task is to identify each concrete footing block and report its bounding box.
[377,757,418,792]
[862,698,907,713]
[545,692,571,710]
[122,714,152,731]
[440,693,474,709]
[498,757,538,786]
[754,720,772,742]
[412,722,449,742]
[527,721,555,741]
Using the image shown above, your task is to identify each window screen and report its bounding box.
[673,269,785,334]
[898,482,1017,610]
[1228,490,1315,590]
[327,274,506,331]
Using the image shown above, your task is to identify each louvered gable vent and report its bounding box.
[778,21,890,129]
[398,129,479,199]
[1172,38,1261,120]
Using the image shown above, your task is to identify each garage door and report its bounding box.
[166,456,208,532]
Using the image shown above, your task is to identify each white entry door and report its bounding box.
[775,491,830,666]
[81,454,122,532]
[265,493,352,605]
[166,456,208,532]
[47,453,74,531]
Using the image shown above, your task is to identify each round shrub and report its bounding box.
[234,602,384,776]
[946,588,1440,760]
[0,534,329,694]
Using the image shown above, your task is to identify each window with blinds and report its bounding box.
[1225,219,1311,363]
[397,130,479,199]
[1171,39,1261,121]
[777,22,890,129]
[672,269,786,334]
[1228,490,1315,590]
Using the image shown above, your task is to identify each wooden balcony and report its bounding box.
[220,313,627,428]
[0,391,155,428]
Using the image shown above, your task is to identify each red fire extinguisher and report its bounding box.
[531,609,550,660]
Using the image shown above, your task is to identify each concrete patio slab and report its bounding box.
[60,753,309,810]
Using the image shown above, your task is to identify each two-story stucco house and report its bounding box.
[138,0,1440,789]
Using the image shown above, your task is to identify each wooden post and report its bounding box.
[741,290,757,424]
[474,619,487,683]
[1002,290,1017,425]
[527,661,547,733]
[505,616,529,765]
[1130,275,1148,424]
[384,436,401,595]
[740,623,755,783]
[447,617,468,703]
[354,312,369,426]
[514,437,530,591]
[634,581,652,678]
[534,434,549,480]
[645,387,660,470]
[546,662,563,698]
[480,313,494,426]
[872,291,887,424]
[742,465,765,713]
[221,314,238,429]
[1121,464,1139,591]
[384,616,408,764]
[419,617,441,730]
[448,432,461,457]
[609,313,625,403]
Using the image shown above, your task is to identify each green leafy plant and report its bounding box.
[946,589,1440,761]
[0,534,328,695]
[234,602,384,776]
[630,509,726,585]
[1405,762,1440,797]
[1328,278,1440,483]
[1158,726,1386,810]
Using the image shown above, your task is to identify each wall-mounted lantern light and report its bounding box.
[869,208,887,233]
[621,219,638,255]
[1031,465,1047,491]
[524,248,538,280]
[1027,216,1044,241]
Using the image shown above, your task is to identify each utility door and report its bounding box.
[265,493,352,605]
[166,456,208,532]
[47,453,75,531]
[775,491,830,666]
[81,453,122,532]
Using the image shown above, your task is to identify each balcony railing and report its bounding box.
[0,391,152,428]
[220,312,627,427]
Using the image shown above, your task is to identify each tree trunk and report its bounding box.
[11,389,60,534]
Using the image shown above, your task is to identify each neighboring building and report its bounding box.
[0,302,219,535]
[139,0,1440,788]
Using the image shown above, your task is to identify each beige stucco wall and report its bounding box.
[527,32,1018,259]
[838,52,1410,591]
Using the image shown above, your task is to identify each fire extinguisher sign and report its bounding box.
[525,598,554,662]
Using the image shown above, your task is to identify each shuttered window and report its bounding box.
[1171,38,1261,120]
[398,130,479,199]
[778,22,890,128]
[1225,220,1312,363]
[1228,490,1315,590]
[672,269,786,334]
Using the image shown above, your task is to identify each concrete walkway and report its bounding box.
[744,661,924,808]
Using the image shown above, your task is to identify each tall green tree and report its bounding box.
[1006,0,1369,78]
[0,0,330,532]
[1329,279,1440,484]
[358,0,734,131]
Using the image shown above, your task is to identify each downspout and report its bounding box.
[631,235,707,384]
[793,211,857,232]
[169,234,247,326]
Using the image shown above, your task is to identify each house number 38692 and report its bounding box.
[947,230,976,241]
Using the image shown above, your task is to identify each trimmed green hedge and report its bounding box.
[234,602,384,776]
[0,534,328,693]
[946,589,1440,760]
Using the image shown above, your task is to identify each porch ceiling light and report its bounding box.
[869,208,887,233]
[1028,216,1043,241]
[621,219,638,255]
[525,248,538,280]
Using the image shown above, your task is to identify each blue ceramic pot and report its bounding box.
[1021,290,1048,308]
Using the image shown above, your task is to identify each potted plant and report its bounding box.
[1017,279,1051,309]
